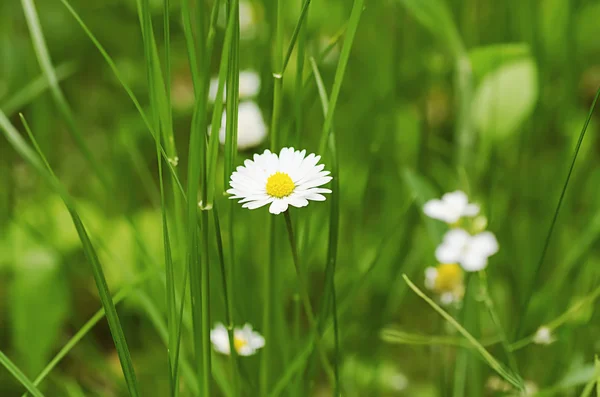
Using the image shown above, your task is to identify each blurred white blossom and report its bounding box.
[210,323,265,356]
[435,229,498,271]
[423,190,479,224]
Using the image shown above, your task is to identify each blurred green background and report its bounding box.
[2,0,600,395]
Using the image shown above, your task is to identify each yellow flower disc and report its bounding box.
[266,172,295,198]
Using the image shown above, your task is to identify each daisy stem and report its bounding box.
[478,270,521,378]
[283,211,335,382]
[260,216,275,395]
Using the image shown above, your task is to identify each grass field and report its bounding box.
[2,0,600,396]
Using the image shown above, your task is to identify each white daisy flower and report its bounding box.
[208,70,261,103]
[435,229,499,272]
[209,101,267,150]
[424,263,464,305]
[533,326,555,345]
[210,323,265,356]
[423,190,480,224]
[227,147,332,215]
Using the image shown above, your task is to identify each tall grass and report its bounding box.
[3,0,600,396]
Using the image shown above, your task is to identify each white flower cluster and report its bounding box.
[422,190,498,305]
[424,190,498,272]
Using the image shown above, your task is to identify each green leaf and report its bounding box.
[468,43,531,81]
[0,350,45,397]
[472,59,538,139]
[10,247,69,376]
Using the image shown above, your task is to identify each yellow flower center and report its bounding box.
[234,336,247,352]
[266,172,295,198]
[434,263,463,292]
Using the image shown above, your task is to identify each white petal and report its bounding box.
[296,176,332,190]
[288,196,309,208]
[210,323,231,355]
[464,203,480,216]
[460,252,488,272]
[242,197,273,209]
[469,231,499,257]
[269,199,288,214]
[442,191,468,208]
[435,229,470,264]
[424,267,437,290]
[423,199,459,223]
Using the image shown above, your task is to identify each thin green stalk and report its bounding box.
[20,0,110,188]
[293,0,308,148]
[516,86,600,338]
[283,212,335,381]
[261,216,276,395]
[479,271,520,377]
[22,270,158,397]
[0,113,140,396]
[1,62,76,116]
[310,56,340,395]
[59,0,185,198]
[212,204,240,395]
[270,0,284,149]
[403,274,524,391]
[318,0,366,152]
[0,351,45,397]
[280,0,312,75]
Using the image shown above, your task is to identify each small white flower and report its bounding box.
[209,70,261,103]
[227,147,332,215]
[423,190,480,224]
[210,323,265,356]
[210,101,267,150]
[533,326,555,345]
[435,229,499,271]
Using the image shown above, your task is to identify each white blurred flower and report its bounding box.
[217,0,258,39]
[423,190,480,224]
[210,323,265,356]
[435,229,498,271]
[210,101,267,150]
[533,326,555,345]
[208,70,261,103]
[227,147,332,215]
[425,263,464,305]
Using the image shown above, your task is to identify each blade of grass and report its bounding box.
[280,0,312,75]
[292,0,308,148]
[207,0,238,207]
[283,212,335,382]
[212,203,240,395]
[58,0,185,198]
[183,1,211,393]
[403,274,524,391]
[310,57,340,395]
[22,270,159,397]
[20,0,110,188]
[0,112,140,396]
[515,86,600,338]
[318,0,366,153]
[0,62,76,116]
[0,351,45,397]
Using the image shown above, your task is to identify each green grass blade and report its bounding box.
[0,350,45,397]
[516,86,600,337]
[207,0,238,206]
[0,62,76,116]
[0,112,140,397]
[183,0,211,392]
[23,270,158,397]
[58,0,185,198]
[268,339,315,397]
[318,0,366,153]
[310,57,340,394]
[403,274,524,391]
[212,203,240,395]
[20,0,110,188]
[280,0,312,75]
